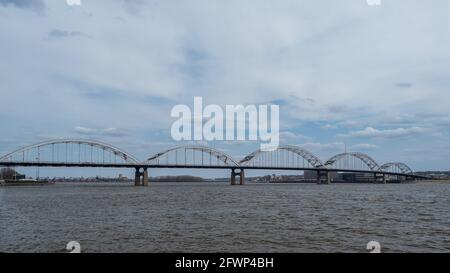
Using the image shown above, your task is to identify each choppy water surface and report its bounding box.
[0,182,449,253]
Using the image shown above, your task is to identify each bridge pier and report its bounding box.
[230,169,236,185]
[317,170,330,184]
[240,169,245,185]
[374,173,386,184]
[134,167,149,186]
[230,169,245,185]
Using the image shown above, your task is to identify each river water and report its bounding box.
[0,182,449,253]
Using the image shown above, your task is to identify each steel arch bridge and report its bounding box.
[325,152,380,171]
[239,145,324,168]
[0,138,427,185]
[379,162,413,174]
[145,145,240,167]
[0,139,139,165]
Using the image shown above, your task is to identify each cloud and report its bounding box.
[340,127,430,139]
[395,82,413,88]
[336,120,362,128]
[349,143,377,151]
[119,0,147,14]
[74,126,129,138]
[0,0,44,12]
[102,128,130,137]
[279,131,312,143]
[1,1,450,172]
[47,29,89,40]
[321,124,337,130]
[299,142,345,152]
[74,126,97,135]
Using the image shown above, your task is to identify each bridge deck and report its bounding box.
[0,161,427,179]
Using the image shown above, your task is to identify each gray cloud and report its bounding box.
[0,0,44,12]
[74,126,130,138]
[47,29,89,40]
[320,124,337,130]
[299,142,345,152]
[74,126,97,135]
[340,127,430,139]
[102,128,130,138]
[119,0,147,14]
[1,1,450,171]
[349,143,378,151]
[396,82,413,88]
[279,131,312,144]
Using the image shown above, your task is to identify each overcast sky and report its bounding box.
[1,0,450,176]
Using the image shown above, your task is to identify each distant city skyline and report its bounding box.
[1,0,450,176]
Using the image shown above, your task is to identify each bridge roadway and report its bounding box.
[0,161,428,186]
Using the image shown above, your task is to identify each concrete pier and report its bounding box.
[230,170,236,185]
[230,169,245,185]
[240,169,245,185]
[317,170,331,184]
[135,168,149,186]
[374,173,386,184]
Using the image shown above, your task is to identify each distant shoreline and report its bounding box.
[47,179,450,184]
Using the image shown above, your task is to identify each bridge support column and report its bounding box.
[239,169,245,185]
[230,169,236,185]
[374,173,386,184]
[142,169,149,186]
[317,170,330,184]
[135,168,141,186]
[230,169,245,185]
[135,168,149,186]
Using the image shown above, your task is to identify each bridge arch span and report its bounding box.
[379,162,413,174]
[240,145,324,168]
[145,145,240,167]
[0,139,139,164]
[325,152,380,171]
